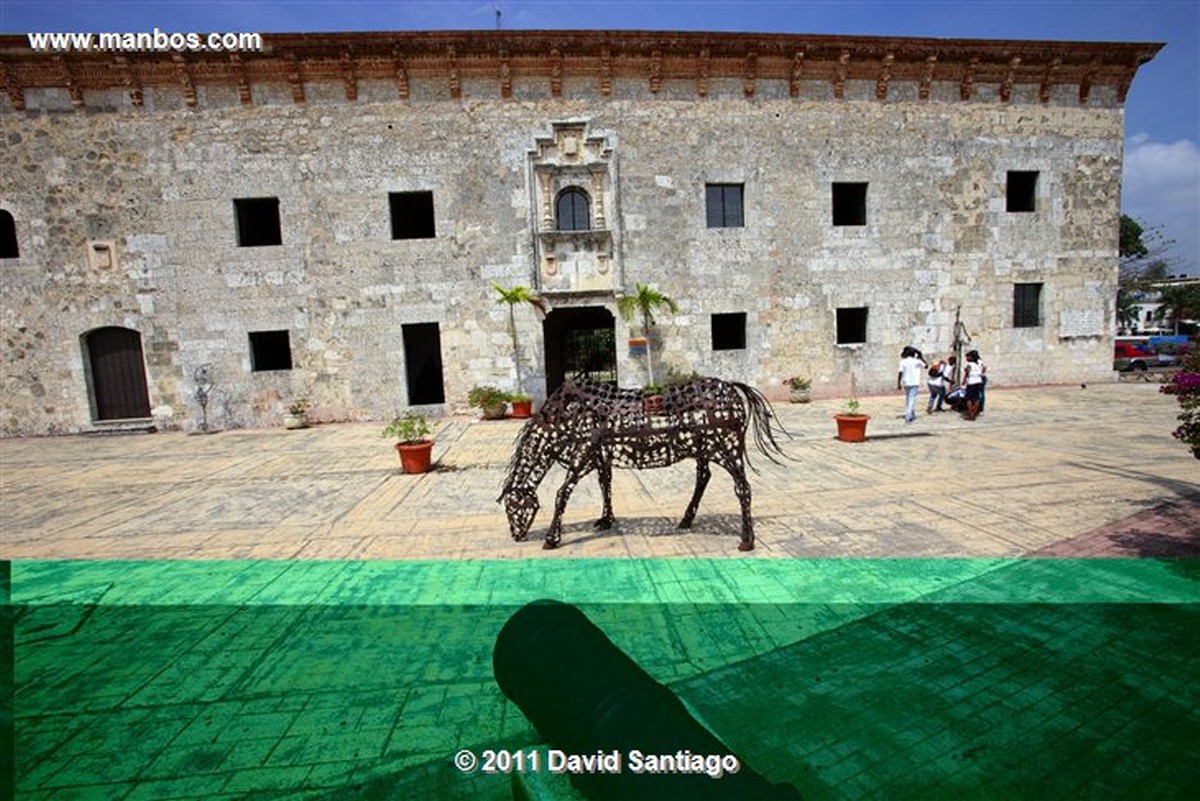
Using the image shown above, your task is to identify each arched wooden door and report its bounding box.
[84,327,152,420]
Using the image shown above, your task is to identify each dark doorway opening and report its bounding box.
[402,322,446,405]
[543,306,617,394]
[84,327,152,420]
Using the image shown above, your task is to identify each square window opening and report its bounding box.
[1007,171,1038,213]
[1013,282,1043,328]
[832,182,868,227]
[390,191,436,240]
[249,330,293,372]
[234,198,282,247]
[836,307,869,345]
[711,312,747,351]
[0,209,18,258]
[705,183,744,228]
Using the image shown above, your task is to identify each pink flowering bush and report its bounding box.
[1160,348,1200,459]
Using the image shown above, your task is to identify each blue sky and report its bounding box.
[3,1,1197,274]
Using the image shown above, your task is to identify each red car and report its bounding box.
[1113,342,1159,372]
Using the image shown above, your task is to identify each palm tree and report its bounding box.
[617,282,679,386]
[1116,288,1141,334]
[491,282,549,395]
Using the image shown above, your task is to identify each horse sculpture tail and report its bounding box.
[731,381,792,470]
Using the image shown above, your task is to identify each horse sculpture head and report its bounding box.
[499,487,540,541]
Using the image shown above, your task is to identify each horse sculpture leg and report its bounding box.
[679,459,711,529]
[544,468,588,549]
[715,455,755,551]
[594,457,615,530]
[732,465,755,551]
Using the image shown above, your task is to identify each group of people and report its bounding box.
[897,347,987,422]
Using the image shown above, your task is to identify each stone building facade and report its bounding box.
[0,31,1161,434]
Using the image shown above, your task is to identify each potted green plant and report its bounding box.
[284,398,310,430]
[643,382,665,414]
[785,376,812,404]
[382,412,434,474]
[833,397,870,442]
[468,385,510,420]
[509,392,533,418]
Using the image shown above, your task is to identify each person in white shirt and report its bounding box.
[896,346,927,423]
[963,349,987,420]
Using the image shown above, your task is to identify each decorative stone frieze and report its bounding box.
[0,30,1159,111]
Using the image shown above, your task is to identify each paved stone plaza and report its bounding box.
[4,382,1198,560]
[4,381,1199,799]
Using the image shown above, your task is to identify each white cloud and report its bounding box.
[1122,136,1200,275]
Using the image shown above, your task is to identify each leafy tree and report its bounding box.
[618,282,679,386]
[1117,215,1185,334]
[491,282,549,396]
[1119,215,1181,284]
[1119,214,1148,261]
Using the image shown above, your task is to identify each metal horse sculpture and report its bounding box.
[499,377,788,551]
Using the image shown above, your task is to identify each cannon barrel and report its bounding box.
[493,599,802,800]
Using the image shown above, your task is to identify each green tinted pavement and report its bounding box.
[3,382,1199,798]
[6,559,1199,799]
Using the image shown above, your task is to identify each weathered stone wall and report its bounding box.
[0,72,1125,434]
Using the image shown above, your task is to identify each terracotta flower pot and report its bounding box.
[643,394,664,414]
[395,440,433,474]
[834,414,870,442]
[510,399,533,418]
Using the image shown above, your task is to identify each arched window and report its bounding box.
[0,209,18,259]
[555,188,591,231]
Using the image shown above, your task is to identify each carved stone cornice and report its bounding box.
[392,47,409,100]
[919,55,937,100]
[0,59,26,110]
[0,29,1162,110]
[498,47,512,98]
[875,52,894,101]
[229,52,251,105]
[549,48,563,97]
[743,50,758,98]
[341,50,357,101]
[834,49,850,99]
[789,50,805,98]
[114,54,143,106]
[168,52,196,106]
